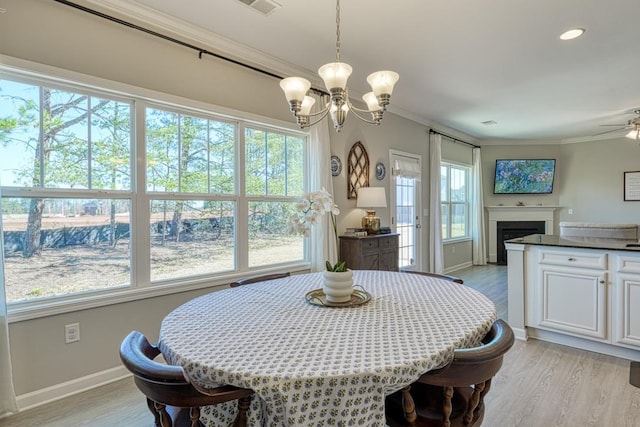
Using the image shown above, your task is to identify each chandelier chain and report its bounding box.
[335,0,341,61]
[279,0,398,132]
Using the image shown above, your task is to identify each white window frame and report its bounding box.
[440,162,471,242]
[1,57,310,322]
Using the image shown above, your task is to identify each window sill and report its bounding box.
[443,237,472,245]
[8,261,311,323]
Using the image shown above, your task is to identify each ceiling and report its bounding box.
[98,0,640,143]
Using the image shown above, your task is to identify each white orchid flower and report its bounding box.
[289,189,341,267]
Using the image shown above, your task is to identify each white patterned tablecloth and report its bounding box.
[158,270,497,427]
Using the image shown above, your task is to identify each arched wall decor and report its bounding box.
[347,141,370,199]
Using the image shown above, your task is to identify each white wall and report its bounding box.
[558,139,640,224]
[0,0,293,124]
[329,113,429,234]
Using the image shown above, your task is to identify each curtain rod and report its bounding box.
[52,0,329,97]
[429,129,480,148]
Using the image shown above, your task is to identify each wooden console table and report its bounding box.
[339,233,399,271]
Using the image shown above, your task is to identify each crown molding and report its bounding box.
[79,0,461,135]
[560,133,628,144]
[82,0,322,87]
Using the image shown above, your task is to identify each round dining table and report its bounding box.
[158,270,497,427]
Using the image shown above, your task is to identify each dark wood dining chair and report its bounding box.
[401,269,464,284]
[229,272,291,288]
[386,319,514,427]
[119,331,254,427]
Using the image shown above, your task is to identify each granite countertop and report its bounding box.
[505,234,640,252]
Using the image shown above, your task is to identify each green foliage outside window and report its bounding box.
[0,76,307,303]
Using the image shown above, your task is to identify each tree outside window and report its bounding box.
[0,76,307,304]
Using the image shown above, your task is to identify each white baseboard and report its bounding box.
[445,261,473,274]
[513,327,528,341]
[528,328,640,361]
[16,366,131,412]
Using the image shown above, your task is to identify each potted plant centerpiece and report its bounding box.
[290,189,353,302]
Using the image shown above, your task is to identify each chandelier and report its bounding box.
[279,0,399,132]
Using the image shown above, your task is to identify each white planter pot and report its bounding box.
[322,269,354,303]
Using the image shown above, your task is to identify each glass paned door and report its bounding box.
[390,151,422,270]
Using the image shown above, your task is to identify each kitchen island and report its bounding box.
[505,234,640,360]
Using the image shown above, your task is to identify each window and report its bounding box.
[440,163,470,240]
[145,107,239,282]
[0,73,307,308]
[244,127,304,268]
[0,80,133,302]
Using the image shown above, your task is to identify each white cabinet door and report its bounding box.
[613,254,640,348]
[614,274,640,347]
[536,266,607,340]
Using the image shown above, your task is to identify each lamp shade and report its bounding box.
[280,77,311,103]
[318,62,353,91]
[357,186,387,208]
[299,96,316,115]
[362,92,382,112]
[366,71,399,96]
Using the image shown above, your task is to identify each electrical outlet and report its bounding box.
[65,323,80,344]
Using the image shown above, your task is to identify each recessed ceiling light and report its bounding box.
[560,28,585,41]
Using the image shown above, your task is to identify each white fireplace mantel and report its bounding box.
[486,206,560,263]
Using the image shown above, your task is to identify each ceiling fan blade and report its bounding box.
[593,127,626,136]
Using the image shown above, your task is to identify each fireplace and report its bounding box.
[496,220,545,264]
[486,205,558,263]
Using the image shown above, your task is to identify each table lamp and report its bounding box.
[357,186,387,235]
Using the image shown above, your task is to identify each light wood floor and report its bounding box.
[2,264,639,427]
[452,263,508,321]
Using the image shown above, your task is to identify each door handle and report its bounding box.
[416,224,422,229]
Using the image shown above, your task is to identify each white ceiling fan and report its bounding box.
[595,109,640,139]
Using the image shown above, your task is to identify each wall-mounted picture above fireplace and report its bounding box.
[493,159,556,194]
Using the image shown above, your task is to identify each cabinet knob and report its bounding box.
[599,279,605,284]
[567,257,576,261]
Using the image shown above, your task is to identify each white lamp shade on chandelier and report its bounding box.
[367,71,400,98]
[280,0,399,132]
[280,78,311,105]
[318,62,353,91]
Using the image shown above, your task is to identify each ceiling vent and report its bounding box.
[237,0,282,15]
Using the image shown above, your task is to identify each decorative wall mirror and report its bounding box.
[347,141,370,199]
